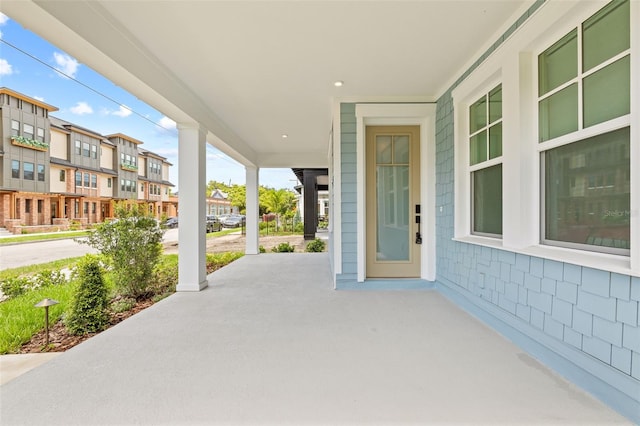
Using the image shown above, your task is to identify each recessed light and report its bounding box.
[334,80,344,87]
[282,134,288,139]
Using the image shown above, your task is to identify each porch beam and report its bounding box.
[245,166,259,255]
[176,123,207,292]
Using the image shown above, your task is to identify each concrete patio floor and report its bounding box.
[0,253,629,425]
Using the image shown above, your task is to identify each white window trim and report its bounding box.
[452,0,640,276]
[355,103,437,282]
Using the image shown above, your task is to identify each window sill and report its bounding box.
[453,236,638,277]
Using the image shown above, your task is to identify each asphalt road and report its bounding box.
[0,228,179,271]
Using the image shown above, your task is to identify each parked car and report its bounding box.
[165,217,178,228]
[222,214,245,228]
[206,215,222,233]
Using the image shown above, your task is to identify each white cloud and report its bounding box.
[112,105,132,117]
[0,13,9,25]
[34,96,46,102]
[53,52,79,78]
[158,116,176,131]
[70,101,93,115]
[0,58,13,76]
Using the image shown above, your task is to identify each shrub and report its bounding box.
[272,242,294,253]
[151,255,179,296]
[206,252,244,273]
[66,256,110,335]
[79,203,163,299]
[305,238,326,252]
[36,270,68,288]
[110,296,136,314]
[259,245,266,253]
[0,276,31,300]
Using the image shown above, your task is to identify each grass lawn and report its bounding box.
[0,230,91,245]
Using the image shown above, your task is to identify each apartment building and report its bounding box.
[0,87,176,234]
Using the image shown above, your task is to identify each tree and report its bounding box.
[66,255,109,335]
[80,203,164,299]
[227,185,246,213]
[261,188,296,231]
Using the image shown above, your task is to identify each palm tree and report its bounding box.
[261,188,296,231]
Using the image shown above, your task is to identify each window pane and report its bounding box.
[23,162,34,180]
[84,173,90,187]
[376,135,392,164]
[394,135,409,164]
[470,131,487,166]
[544,127,630,251]
[37,164,45,181]
[76,172,82,186]
[488,85,502,124]
[583,55,630,128]
[376,165,409,261]
[489,123,502,160]
[583,0,630,72]
[539,29,577,96]
[469,96,487,133]
[473,164,502,235]
[539,83,578,142]
[11,160,20,178]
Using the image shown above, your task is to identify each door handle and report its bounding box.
[415,210,422,244]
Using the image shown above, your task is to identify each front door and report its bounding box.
[366,125,421,278]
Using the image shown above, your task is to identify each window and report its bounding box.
[84,173,90,188]
[23,124,34,139]
[25,199,31,214]
[539,0,630,254]
[83,142,90,157]
[92,202,96,214]
[11,120,20,136]
[141,183,145,192]
[91,145,97,159]
[107,178,112,188]
[75,140,82,155]
[60,170,66,182]
[121,179,125,191]
[37,127,45,142]
[76,171,82,188]
[125,154,131,165]
[91,174,97,188]
[84,202,89,215]
[37,164,45,182]
[11,160,20,178]
[469,84,503,236]
[23,162,34,180]
[38,200,43,214]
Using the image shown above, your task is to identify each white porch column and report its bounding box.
[176,123,208,291]
[245,166,259,255]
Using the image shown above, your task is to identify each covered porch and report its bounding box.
[0,254,626,424]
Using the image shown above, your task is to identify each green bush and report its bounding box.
[206,252,244,272]
[259,245,266,253]
[66,256,110,335]
[0,276,32,299]
[80,203,163,299]
[110,296,136,314]
[272,242,294,253]
[36,270,67,288]
[151,255,179,296]
[305,238,326,252]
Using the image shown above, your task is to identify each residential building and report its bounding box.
[206,188,236,217]
[0,87,175,233]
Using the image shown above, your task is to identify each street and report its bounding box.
[0,229,179,271]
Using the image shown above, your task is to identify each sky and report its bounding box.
[0,13,299,192]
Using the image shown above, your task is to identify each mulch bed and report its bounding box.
[19,299,154,353]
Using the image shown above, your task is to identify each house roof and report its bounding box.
[2,1,529,169]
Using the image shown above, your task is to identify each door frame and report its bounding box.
[355,103,437,282]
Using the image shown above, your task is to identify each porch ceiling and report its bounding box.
[2,0,529,168]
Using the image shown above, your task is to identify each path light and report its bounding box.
[34,298,59,348]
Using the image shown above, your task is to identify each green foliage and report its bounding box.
[206,252,244,272]
[259,245,266,253]
[0,276,32,299]
[79,203,164,299]
[110,297,136,314]
[0,270,69,301]
[66,256,110,335]
[272,242,295,253]
[305,238,326,252]
[151,255,179,296]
